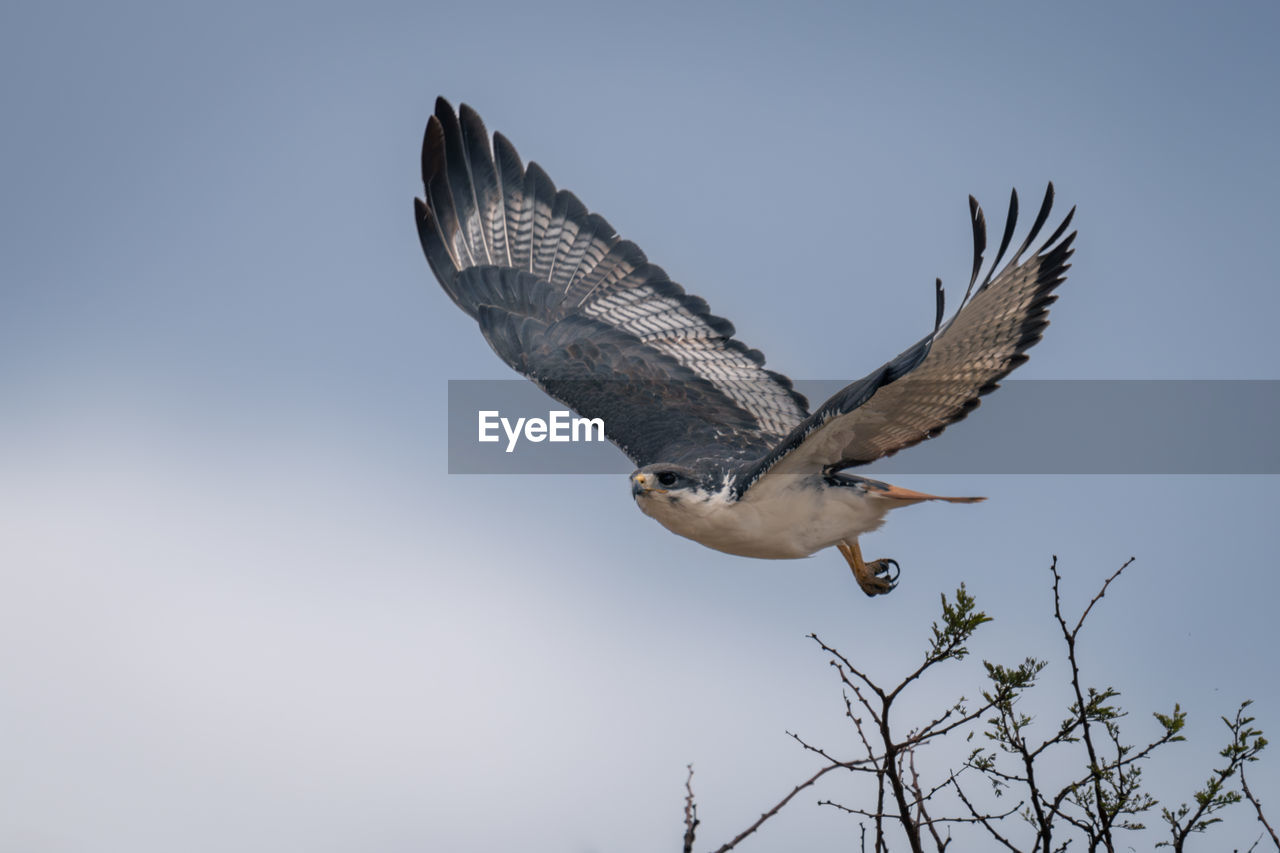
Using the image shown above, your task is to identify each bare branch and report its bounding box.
[1071,556,1135,636]
[709,763,844,853]
[1240,763,1280,850]
[949,773,1024,852]
[821,799,887,819]
[909,748,951,851]
[1051,555,1137,852]
[909,694,1005,746]
[683,764,699,853]
[787,730,877,773]
[811,633,888,704]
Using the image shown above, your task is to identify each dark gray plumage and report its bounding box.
[415,97,1075,495]
[416,98,810,473]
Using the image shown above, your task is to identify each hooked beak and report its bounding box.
[632,472,667,497]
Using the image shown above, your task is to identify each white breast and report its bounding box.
[634,474,895,559]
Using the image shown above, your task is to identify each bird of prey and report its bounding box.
[415,98,1075,597]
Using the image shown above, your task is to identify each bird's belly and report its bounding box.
[637,482,892,559]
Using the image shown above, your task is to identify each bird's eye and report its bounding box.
[657,471,678,487]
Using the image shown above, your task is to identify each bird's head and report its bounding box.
[630,464,702,503]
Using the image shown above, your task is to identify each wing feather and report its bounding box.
[475,294,783,466]
[459,104,508,267]
[422,116,472,277]
[495,132,533,272]
[732,184,1075,494]
[415,98,810,466]
[525,163,557,279]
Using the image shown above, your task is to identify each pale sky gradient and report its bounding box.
[2,2,1278,851]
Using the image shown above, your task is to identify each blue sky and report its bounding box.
[2,2,1278,850]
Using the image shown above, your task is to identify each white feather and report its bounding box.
[634,475,895,559]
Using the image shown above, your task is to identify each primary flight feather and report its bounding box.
[415,98,1076,596]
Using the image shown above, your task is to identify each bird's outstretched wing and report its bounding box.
[415,98,809,467]
[731,184,1075,495]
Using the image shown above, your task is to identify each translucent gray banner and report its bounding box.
[446,380,1280,475]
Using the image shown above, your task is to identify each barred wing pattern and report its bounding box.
[731,185,1076,494]
[415,98,809,467]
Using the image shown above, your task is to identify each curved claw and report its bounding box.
[838,540,901,597]
[860,558,900,597]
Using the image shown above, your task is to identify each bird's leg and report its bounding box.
[838,539,900,597]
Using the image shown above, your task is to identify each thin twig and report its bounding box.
[1071,557,1135,637]
[683,764,699,853]
[1240,763,1280,850]
[880,702,926,853]
[710,763,843,853]
[821,800,889,819]
[910,748,950,851]
[1052,556,1134,853]
[787,730,876,772]
[949,772,1023,852]
[908,696,1004,747]
[812,634,888,703]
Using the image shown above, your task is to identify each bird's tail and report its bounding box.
[861,478,986,504]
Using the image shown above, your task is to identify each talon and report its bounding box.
[837,540,901,598]
[866,559,900,595]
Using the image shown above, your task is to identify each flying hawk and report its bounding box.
[415,98,1075,596]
